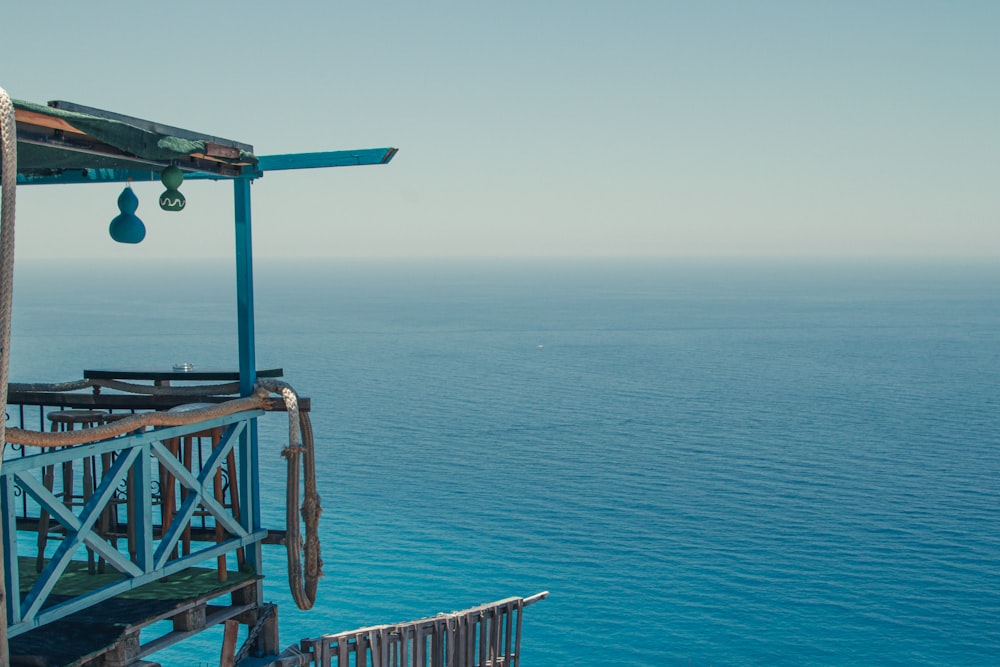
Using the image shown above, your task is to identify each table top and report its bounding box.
[83,367,284,381]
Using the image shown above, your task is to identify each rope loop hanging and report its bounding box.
[258,377,323,610]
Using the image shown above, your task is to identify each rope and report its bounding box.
[0,88,15,423]
[0,82,18,667]
[4,392,268,447]
[258,378,323,610]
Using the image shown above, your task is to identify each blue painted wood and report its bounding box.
[13,472,81,528]
[242,419,261,537]
[22,498,93,620]
[17,448,140,623]
[239,419,265,588]
[12,529,269,636]
[234,177,257,398]
[188,432,245,537]
[134,440,154,573]
[149,424,248,569]
[150,438,199,570]
[13,449,139,580]
[233,175,266,584]
[0,476,20,625]
[256,147,397,171]
[0,410,267,637]
[78,449,143,577]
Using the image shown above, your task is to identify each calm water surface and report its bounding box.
[10,259,1000,666]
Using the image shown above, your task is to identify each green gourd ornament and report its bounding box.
[159,165,186,211]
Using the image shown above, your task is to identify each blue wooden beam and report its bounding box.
[13,147,396,185]
[257,147,397,171]
[234,177,257,397]
[134,441,154,572]
[20,529,268,635]
[232,176,266,586]
[1,477,20,625]
[150,425,248,569]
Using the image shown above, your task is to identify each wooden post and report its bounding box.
[220,619,240,667]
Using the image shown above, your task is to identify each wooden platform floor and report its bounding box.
[9,558,259,667]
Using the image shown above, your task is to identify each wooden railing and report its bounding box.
[300,592,548,667]
[1,402,265,639]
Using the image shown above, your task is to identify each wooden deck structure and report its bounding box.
[3,93,547,667]
[1,96,395,665]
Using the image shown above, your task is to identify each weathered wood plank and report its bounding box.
[220,619,239,667]
[298,593,547,667]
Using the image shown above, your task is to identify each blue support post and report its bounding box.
[234,176,257,397]
[133,443,154,572]
[0,476,19,625]
[233,176,264,579]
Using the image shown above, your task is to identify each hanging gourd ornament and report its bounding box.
[159,165,186,211]
[109,185,146,244]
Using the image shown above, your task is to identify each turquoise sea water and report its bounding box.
[9,258,1000,666]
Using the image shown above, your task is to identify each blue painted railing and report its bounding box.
[1,409,264,637]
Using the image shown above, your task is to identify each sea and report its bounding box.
[7,258,1000,666]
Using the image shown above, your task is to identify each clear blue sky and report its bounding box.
[4,1,998,260]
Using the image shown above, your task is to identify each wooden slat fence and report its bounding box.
[300,592,548,667]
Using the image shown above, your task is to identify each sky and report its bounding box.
[2,1,998,260]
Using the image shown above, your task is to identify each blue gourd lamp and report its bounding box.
[109,185,146,244]
[159,165,186,211]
